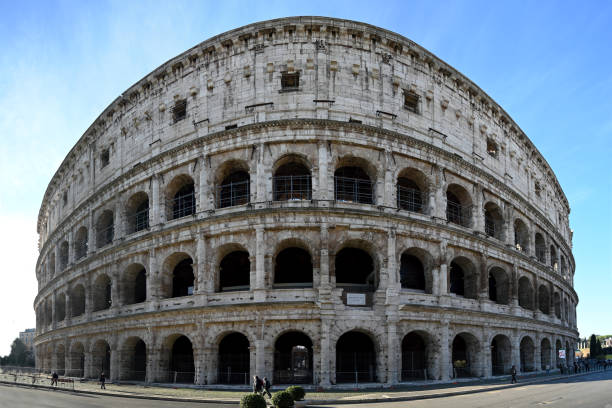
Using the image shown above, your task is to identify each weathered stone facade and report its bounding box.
[33,17,577,386]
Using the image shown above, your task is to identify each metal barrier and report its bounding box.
[397,185,424,213]
[216,180,250,208]
[170,191,196,219]
[334,176,374,204]
[273,175,311,201]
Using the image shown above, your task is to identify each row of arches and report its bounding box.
[41,155,571,282]
[37,243,575,328]
[39,329,575,384]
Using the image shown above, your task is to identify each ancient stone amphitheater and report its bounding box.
[33,17,578,387]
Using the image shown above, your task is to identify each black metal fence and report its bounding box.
[216,180,250,208]
[171,191,196,219]
[334,176,374,204]
[273,175,311,201]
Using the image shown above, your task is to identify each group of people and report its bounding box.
[252,375,272,398]
[49,371,106,389]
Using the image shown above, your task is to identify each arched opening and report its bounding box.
[401,332,428,381]
[170,177,196,219]
[555,339,563,368]
[396,168,427,213]
[452,333,479,378]
[336,331,377,383]
[169,335,195,383]
[274,247,313,288]
[45,299,52,327]
[49,253,56,277]
[74,226,88,260]
[538,285,550,315]
[69,343,85,377]
[122,264,147,305]
[217,170,250,208]
[446,184,472,227]
[554,292,561,318]
[520,337,535,372]
[541,338,552,370]
[449,257,478,299]
[274,331,313,384]
[121,337,146,381]
[126,192,149,233]
[91,340,111,379]
[219,250,250,291]
[518,277,534,310]
[56,344,65,375]
[335,247,376,291]
[55,293,66,321]
[560,256,567,276]
[273,160,312,201]
[535,233,546,263]
[218,333,250,384]
[334,166,374,204]
[488,267,509,304]
[59,241,69,270]
[400,253,425,291]
[550,246,558,271]
[172,258,194,297]
[96,210,114,248]
[514,219,529,252]
[71,284,85,317]
[92,274,112,311]
[491,335,512,375]
[484,202,504,240]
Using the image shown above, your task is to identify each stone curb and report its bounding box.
[0,370,604,406]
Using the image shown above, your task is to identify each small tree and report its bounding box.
[271,390,294,408]
[240,393,267,408]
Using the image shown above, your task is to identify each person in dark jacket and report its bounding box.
[51,372,58,387]
[253,375,263,394]
[511,365,517,383]
[99,372,106,389]
[262,377,272,398]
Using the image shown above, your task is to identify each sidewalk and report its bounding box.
[0,369,606,406]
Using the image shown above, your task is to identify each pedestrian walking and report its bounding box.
[99,372,106,389]
[511,365,517,384]
[263,377,272,398]
[253,375,263,394]
[51,371,58,387]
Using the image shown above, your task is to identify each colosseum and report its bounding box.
[33,17,578,387]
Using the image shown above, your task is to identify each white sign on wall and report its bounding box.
[558,349,566,359]
[346,293,366,306]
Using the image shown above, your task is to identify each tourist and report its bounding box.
[263,377,272,398]
[511,365,517,384]
[99,372,106,389]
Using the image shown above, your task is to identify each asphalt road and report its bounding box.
[1,370,611,408]
[313,370,612,408]
[0,385,238,408]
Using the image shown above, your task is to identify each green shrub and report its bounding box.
[271,390,294,408]
[285,385,305,401]
[240,393,267,408]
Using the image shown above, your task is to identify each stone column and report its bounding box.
[198,156,210,212]
[67,229,74,265]
[534,333,542,372]
[386,228,397,289]
[438,240,448,295]
[473,184,484,232]
[317,141,329,202]
[255,143,266,203]
[204,346,216,385]
[255,340,266,379]
[439,320,450,380]
[196,233,208,295]
[151,174,161,227]
[384,150,394,207]
[386,318,399,384]
[319,318,331,386]
[433,168,447,220]
[51,292,57,330]
[482,331,492,378]
[148,248,159,302]
[505,204,515,248]
[110,267,120,309]
[110,339,120,381]
[319,223,330,287]
[478,254,488,301]
[511,334,521,374]
[254,226,266,293]
[87,212,95,256]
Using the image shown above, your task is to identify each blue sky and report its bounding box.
[0,1,610,355]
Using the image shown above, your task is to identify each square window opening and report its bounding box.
[100,149,110,168]
[281,72,300,91]
[404,91,419,113]
[172,99,187,123]
[487,139,498,158]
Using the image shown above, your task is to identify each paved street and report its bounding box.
[313,370,612,408]
[1,370,611,407]
[0,385,238,408]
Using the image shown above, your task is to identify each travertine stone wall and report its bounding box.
[34,17,577,386]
